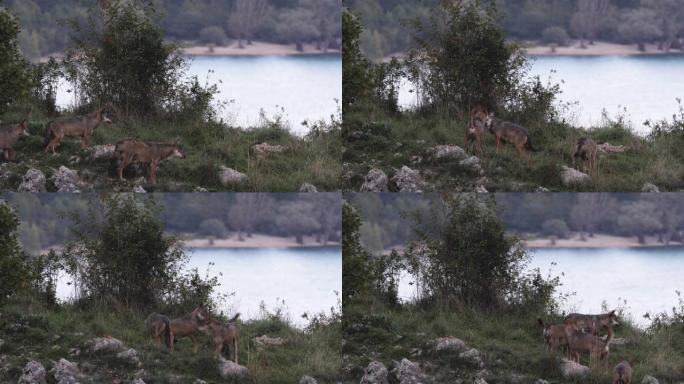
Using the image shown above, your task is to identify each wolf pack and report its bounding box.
[538,310,633,384]
[145,304,241,363]
[0,105,186,185]
[465,105,599,175]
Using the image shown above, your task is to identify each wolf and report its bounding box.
[0,120,30,161]
[464,105,488,155]
[484,113,536,159]
[44,107,112,155]
[613,361,632,384]
[572,137,598,173]
[199,313,240,363]
[537,318,569,354]
[114,139,186,184]
[564,310,619,335]
[146,305,211,352]
[566,327,613,368]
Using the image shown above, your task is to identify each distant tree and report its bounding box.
[641,0,684,52]
[542,26,570,46]
[570,0,611,47]
[618,8,662,51]
[617,201,663,244]
[276,7,319,51]
[227,194,273,241]
[199,25,228,46]
[360,222,385,255]
[0,7,29,113]
[542,218,570,239]
[228,0,270,48]
[199,218,228,238]
[569,194,616,240]
[342,202,373,306]
[300,0,341,52]
[275,200,321,244]
[0,202,33,306]
[342,7,374,105]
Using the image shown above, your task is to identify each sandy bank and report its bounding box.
[181,233,339,249]
[524,40,684,57]
[182,41,340,57]
[524,233,683,249]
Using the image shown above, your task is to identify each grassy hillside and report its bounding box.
[0,113,341,192]
[342,302,684,383]
[343,104,684,192]
[0,299,341,384]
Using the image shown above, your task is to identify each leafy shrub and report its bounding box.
[542,26,569,46]
[0,202,33,306]
[0,8,30,114]
[199,26,227,46]
[542,218,570,239]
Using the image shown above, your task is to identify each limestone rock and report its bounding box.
[641,183,660,193]
[50,358,80,384]
[299,183,318,193]
[117,348,141,366]
[299,375,317,384]
[560,166,591,186]
[392,358,423,384]
[18,361,47,384]
[217,358,249,379]
[559,358,590,379]
[253,143,286,156]
[254,335,285,347]
[433,336,467,353]
[218,166,248,186]
[18,168,47,192]
[392,166,422,192]
[51,166,81,192]
[641,376,659,384]
[86,336,124,354]
[360,168,388,192]
[360,361,389,384]
[429,145,467,160]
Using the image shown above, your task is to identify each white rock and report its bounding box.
[560,166,591,186]
[392,166,422,193]
[392,358,423,384]
[459,348,482,365]
[559,358,590,379]
[254,335,285,347]
[641,376,659,384]
[433,336,467,353]
[430,145,467,160]
[299,375,317,384]
[86,336,124,354]
[253,143,286,156]
[51,166,81,193]
[360,168,389,192]
[641,183,660,193]
[117,348,141,365]
[218,166,248,186]
[217,358,249,379]
[90,144,116,160]
[18,360,47,384]
[50,358,80,384]
[18,168,47,192]
[299,182,318,193]
[459,156,482,173]
[360,361,389,384]
[132,185,147,193]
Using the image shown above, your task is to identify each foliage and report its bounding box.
[198,25,227,46]
[541,218,570,239]
[342,201,374,306]
[0,7,29,114]
[0,202,32,306]
[541,26,569,46]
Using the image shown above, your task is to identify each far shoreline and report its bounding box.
[522,40,684,57]
[523,233,684,249]
[181,233,340,250]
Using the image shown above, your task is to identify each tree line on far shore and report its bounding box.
[350,193,684,254]
[5,0,342,60]
[1,193,342,254]
[349,0,684,60]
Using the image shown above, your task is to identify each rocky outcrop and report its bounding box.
[299,182,318,193]
[217,358,249,379]
[50,358,80,384]
[641,376,659,384]
[299,375,317,384]
[429,145,467,161]
[559,358,590,379]
[18,360,47,384]
[392,358,423,384]
[392,166,422,192]
[254,335,285,347]
[51,166,81,192]
[18,168,47,192]
[360,168,388,192]
[432,336,467,353]
[459,348,483,366]
[117,348,141,366]
[133,185,147,193]
[86,336,125,354]
[218,166,248,186]
[253,143,286,156]
[641,183,660,193]
[459,156,482,173]
[598,142,626,153]
[89,144,116,160]
[560,166,591,186]
[360,361,389,384]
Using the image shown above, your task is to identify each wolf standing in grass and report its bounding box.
[484,113,536,160]
[0,120,29,161]
[44,107,112,155]
[114,139,187,184]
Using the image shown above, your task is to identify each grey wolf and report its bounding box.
[564,310,619,335]
[114,139,186,184]
[145,305,211,352]
[572,137,598,173]
[44,108,112,155]
[464,105,488,155]
[0,120,29,161]
[566,328,613,368]
[199,313,240,363]
[613,361,632,384]
[484,114,536,160]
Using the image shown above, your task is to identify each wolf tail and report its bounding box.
[163,317,172,348]
[228,313,240,323]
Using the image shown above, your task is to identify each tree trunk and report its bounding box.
[637,234,645,244]
[296,41,304,52]
[296,234,304,244]
[637,42,645,52]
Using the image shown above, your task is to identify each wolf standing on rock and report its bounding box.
[0,120,30,161]
[44,107,113,155]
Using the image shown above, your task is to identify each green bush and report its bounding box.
[0,202,33,306]
[0,8,30,114]
[199,25,227,46]
[541,26,570,46]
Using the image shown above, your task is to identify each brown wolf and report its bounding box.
[0,120,30,161]
[146,305,211,352]
[44,108,112,155]
[537,318,569,354]
[145,312,172,347]
[613,361,632,384]
[464,105,488,155]
[484,114,536,160]
[199,313,240,363]
[566,328,613,368]
[572,137,598,174]
[114,139,186,184]
[564,310,619,335]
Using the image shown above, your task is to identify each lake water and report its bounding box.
[56,54,342,135]
[56,246,342,327]
[398,55,684,134]
[398,247,684,327]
